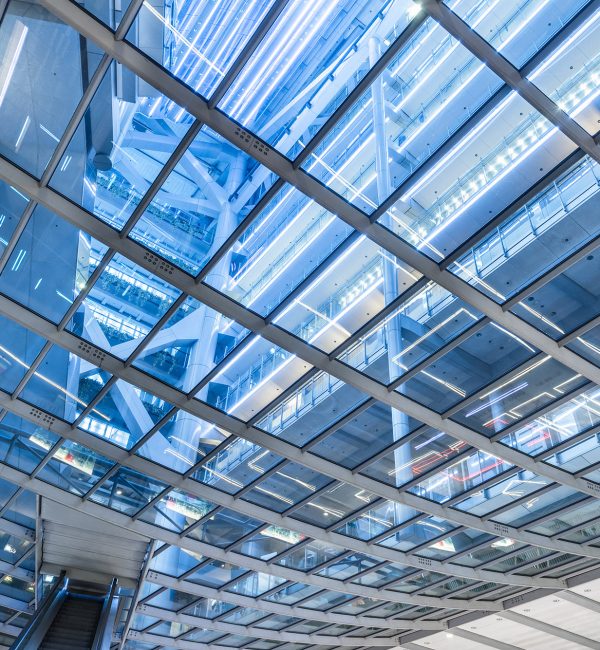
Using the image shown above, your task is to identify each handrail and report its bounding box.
[91,578,119,650]
[10,572,68,650]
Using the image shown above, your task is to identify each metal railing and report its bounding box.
[10,572,68,650]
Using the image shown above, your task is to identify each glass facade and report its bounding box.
[0,0,599,648]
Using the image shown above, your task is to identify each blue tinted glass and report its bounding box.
[450,0,592,68]
[450,157,600,303]
[20,345,110,422]
[452,357,588,435]
[89,466,167,516]
[220,1,415,153]
[512,248,600,339]
[137,411,227,472]
[257,372,368,447]
[0,2,102,177]
[133,296,249,393]
[397,323,537,413]
[128,0,276,99]
[303,25,503,217]
[66,253,181,358]
[37,440,114,495]
[51,62,193,228]
[0,207,108,323]
[139,489,216,533]
[0,317,45,394]
[129,126,277,276]
[187,508,262,547]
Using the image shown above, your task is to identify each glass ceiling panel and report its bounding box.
[193,438,283,495]
[0,2,103,178]
[359,427,466,487]
[132,295,250,393]
[139,488,217,533]
[453,469,551,517]
[19,344,111,423]
[137,412,230,474]
[256,372,369,448]
[526,8,600,134]
[186,558,247,588]
[449,0,592,69]
[500,384,600,456]
[200,336,315,421]
[89,466,168,516]
[148,545,203,578]
[290,483,379,529]
[0,413,59,476]
[335,500,420,543]
[0,315,45,395]
[233,526,306,561]
[396,322,538,413]
[79,379,172,451]
[451,356,588,435]
[205,185,353,317]
[272,237,421,354]
[0,206,108,324]
[568,325,600,368]
[490,484,587,527]
[409,449,513,505]
[544,433,600,476]
[450,538,526,568]
[338,282,483,384]
[302,19,503,217]
[66,252,181,358]
[309,403,423,471]
[220,0,416,155]
[128,0,276,100]
[376,516,458,554]
[37,439,114,496]
[0,181,27,258]
[449,156,600,304]
[511,243,600,339]
[51,61,193,230]
[241,461,333,514]
[78,0,134,30]
[187,508,262,547]
[129,125,278,277]
[378,96,576,262]
[527,498,599,537]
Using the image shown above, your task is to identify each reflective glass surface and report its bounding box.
[0,0,598,644]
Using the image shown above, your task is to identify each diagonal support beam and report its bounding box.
[0,460,505,612]
[500,611,600,649]
[35,0,600,400]
[0,293,596,573]
[420,0,600,164]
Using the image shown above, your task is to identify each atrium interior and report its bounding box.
[0,0,600,648]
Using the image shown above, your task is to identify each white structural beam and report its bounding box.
[0,460,503,612]
[5,4,600,509]
[559,590,600,614]
[131,630,391,649]
[420,0,600,164]
[452,628,525,650]
[147,572,445,631]
[500,611,600,649]
[0,388,571,592]
[0,295,594,578]
[36,0,600,399]
[136,604,399,646]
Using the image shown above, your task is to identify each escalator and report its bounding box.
[11,575,118,650]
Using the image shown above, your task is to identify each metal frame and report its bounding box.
[0,0,600,647]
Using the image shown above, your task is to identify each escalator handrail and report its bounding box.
[91,577,119,650]
[10,572,68,650]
